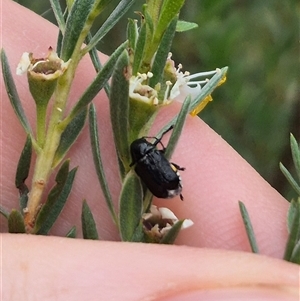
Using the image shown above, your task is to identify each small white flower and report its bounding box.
[143,205,193,240]
[129,72,158,105]
[168,63,220,102]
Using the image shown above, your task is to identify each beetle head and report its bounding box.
[130,138,154,165]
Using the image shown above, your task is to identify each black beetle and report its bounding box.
[130,126,185,200]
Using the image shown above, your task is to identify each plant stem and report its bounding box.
[23,5,100,232]
[36,103,47,148]
[24,68,73,232]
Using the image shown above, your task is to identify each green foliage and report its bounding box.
[35,161,77,235]
[109,49,131,168]
[64,0,298,197]
[7,0,297,250]
[149,16,178,88]
[66,226,77,238]
[0,49,32,136]
[239,201,259,253]
[176,20,198,32]
[53,107,87,168]
[119,172,143,241]
[8,210,26,233]
[163,95,191,160]
[284,198,300,263]
[89,104,117,225]
[84,0,136,54]
[67,40,128,121]
[160,220,184,244]
[15,136,32,212]
[241,134,300,263]
[60,0,95,60]
[15,136,32,191]
[82,200,99,240]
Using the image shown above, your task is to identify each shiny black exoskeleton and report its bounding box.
[130,126,184,200]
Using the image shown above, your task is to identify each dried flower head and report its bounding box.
[16,47,71,106]
[17,47,70,78]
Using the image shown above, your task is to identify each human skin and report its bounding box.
[0,1,299,300]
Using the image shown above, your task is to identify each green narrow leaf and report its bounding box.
[56,27,64,58]
[1,49,32,135]
[89,104,118,225]
[85,34,102,73]
[82,200,99,240]
[141,3,161,64]
[239,201,259,253]
[127,18,139,50]
[155,0,185,41]
[84,0,136,53]
[146,0,162,24]
[67,41,128,121]
[190,67,228,111]
[176,20,198,32]
[0,206,9,219]
[160,220,184,244]
[132,23,147,75]
[287,198,300,233]
[290,133,300,182]
[128,98,158,142]
[53,107,87,168]
[61,0,95,60]
[56,6,68,56]
[143,5,154,43]
[164,95,191,160]
[279,163,300,196]
[149,16,178,88]
[34,161,70,232]
[284,199,300,261]
[94,0,113,15]
[290,240,300,264]
[85,33,110,96]
[35,162,77,235]
[119,171,143,241]
[15,135,32,189]
[49,0,66,33]
[66,226,76,238]
[131,221,145,242]
[110,49,131,167]
[8,209,26,233]
[15,135,32,212]
[66,0,74,10]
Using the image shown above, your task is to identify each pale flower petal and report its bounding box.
[181,219,194,229]
[158,207,178,221]
[16,52,31,75]
[142,205,193,241]
[129,72,158,105]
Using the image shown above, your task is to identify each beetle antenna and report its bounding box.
[153,125,174,147]
[160,125,174,138]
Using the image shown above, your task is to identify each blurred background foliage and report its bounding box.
[14,0,299,199]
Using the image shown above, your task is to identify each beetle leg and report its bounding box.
[171,162,185,171]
